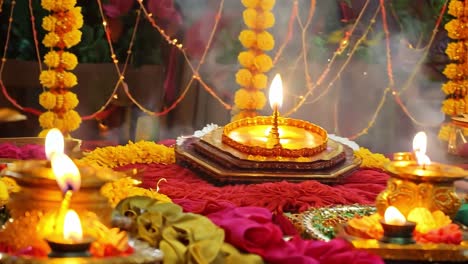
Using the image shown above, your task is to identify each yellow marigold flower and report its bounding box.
[234,88,267,109]
[62,29,82,48]
[62,71,78,88]
[235,69,253,87]
[41,0,55,11]
[256,11,275,29]
[442,80,468,96]
[256,31,275,51]
[445,19,468,39]
[70,7,84,29]
[354,147,390,170]
[42,15,57,32]
[63,92,79,110]
[38,128,51,137]
[39,70,57,88]
[44,51,60,68]
[232,110,258,121]
[443,63,467,80]
[39,111,56,129]
[39,91,57,110]
[438,123,452,141]
[241,0,259,8]
[254,54,273,72]
[445,42,466,61]
[62,110,81,132]
[54,117,65,131]
[259,0,276,11]
[448,0,468,17]
[0,180,9,206]
[243,8,258,29]
[239,29,257,48]
[61,52,78,70]
[442,98,465,116]
[54,0,77,11]
[252,73,268,89]
[1,177,20,193]
[238,50,256,68]
[42,32,60,48]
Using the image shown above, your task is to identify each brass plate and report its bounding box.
[337,224,468,262]
[175,135,361,184]
[0,240,163,264]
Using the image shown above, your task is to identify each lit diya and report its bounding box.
[379,206,416,245]
[377,131,468,218]
[222,74,328,158]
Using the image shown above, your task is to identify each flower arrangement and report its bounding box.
[38,0,83,137]
[439,0,468,140]
[232,0,275,120]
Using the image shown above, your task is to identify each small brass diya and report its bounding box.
[222,116,328,158]
[376,153,468,218]
[0,159,124,251]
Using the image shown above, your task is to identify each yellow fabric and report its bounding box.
[115,197,263,264]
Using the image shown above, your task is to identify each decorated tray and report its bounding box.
[301,205,376,241]
[336,224,468,262]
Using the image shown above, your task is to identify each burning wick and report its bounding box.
[412,131,431,170]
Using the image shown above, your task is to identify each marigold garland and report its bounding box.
[232,0,276,120]
[79,141,175,168]
[38,0,83,136]
[354,147,390,170]
[440,0,468,141]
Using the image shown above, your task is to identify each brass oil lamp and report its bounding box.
[376,132,468,218]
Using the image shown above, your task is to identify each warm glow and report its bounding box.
[45,128,64,160]
[412,131,431,166]
[63,209,83,242]
[384,206,406,225]
[269,74,283,109]
[51,152,81,192]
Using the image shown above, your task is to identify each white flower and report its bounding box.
[328,134,359,150]
[176,123,219,146]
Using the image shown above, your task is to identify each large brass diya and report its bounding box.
[222,116,328,158]
[376,153,468,218]
[0,159,122,251]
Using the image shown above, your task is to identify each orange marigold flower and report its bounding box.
[448,0,468,17]
[62,110,81,132]
[442,98,466,116]
[39,70,57,88]
[234,88,267,110]
[43,32,60,48]
[39,91,57,110]
[235,69,253,87]
[42,15,57,32]
[445,19,468,39]
[61,52,78,70]
[39,111,56,129]
[238,50,256,68]
[63,92,79,110]
[239,29,257,48]
[61,71,78,88]
[445,42,467,61]
[232,110,258,121]
[254,54,273,72]
[62,29,82,48]
[442,80,468,96]
[252,73,268,89]
[443,63,468,80]
[256,11,275,29]
[243,8,258,29]
[69,7,84,29]
[256,31,275,51]
[44,51,60,68]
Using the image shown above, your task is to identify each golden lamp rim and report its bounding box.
[384,160,468,181]
[222,116,328,158]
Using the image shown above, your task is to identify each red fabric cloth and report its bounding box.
[117,163,389,214]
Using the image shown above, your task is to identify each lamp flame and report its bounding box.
[45,128,64,160]
[63,209,83,242]
[384,206,406,225]
[269,74,283,109]
[51,152,81,192]
[412,131,431,166]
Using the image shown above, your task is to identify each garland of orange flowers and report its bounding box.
[232,0,276,120]
[439,0,468,140]
[38,0,82,137]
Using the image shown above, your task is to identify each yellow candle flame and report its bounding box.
[384,206,406,225]
[45,128,64,160]
[269,74,283,110]
[51,152,81,192]
[63,209,83,242]
[412,131,431,166]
